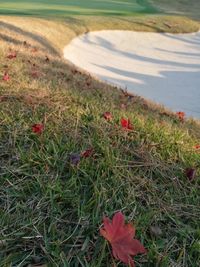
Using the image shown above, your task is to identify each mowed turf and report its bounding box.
[0,0,200,20]
[0,0,200,266]
[0,0,157,16]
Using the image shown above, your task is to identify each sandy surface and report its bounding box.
[64,30,200,119]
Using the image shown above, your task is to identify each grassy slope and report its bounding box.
[0,1,200,266]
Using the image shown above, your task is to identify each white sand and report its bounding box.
[64,30,200,119]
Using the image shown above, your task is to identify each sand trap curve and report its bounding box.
[64,30,200,119]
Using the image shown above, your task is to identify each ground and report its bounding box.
[0,1,200,266]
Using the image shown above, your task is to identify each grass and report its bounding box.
[0,0,200,266]
[0,0,157,17]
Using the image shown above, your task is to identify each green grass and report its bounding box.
[0,24,200,266]
[0,0,200,20]
[0,0,200,266]
[0,0,157,17]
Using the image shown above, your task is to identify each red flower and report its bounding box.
[176,111,185,121]
[32,123,44,134]
[81,148,94,158]
[2,72,10,81]
[7,52,17,59]
[103,112,112,121]
[121,118,133,130]
[100,212,146,267]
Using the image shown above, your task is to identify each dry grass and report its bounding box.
[0,15,199,56]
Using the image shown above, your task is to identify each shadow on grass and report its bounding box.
[0,20,59,55]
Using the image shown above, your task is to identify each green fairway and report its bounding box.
[0,0,199,21]
[0,0,157,17]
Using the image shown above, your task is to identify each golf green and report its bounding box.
[0,0,157,17]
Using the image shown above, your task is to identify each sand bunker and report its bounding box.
[64,30,200,119]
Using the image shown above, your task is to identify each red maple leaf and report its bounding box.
[194,145,200,150]
[7,51,17,59]
[100,212,146,267]
[2,72,10,81]
[81,148,94,158]
[121,118,133,130]
[103,112,112,121]
[176,111,185,121]
[32,123,44,134]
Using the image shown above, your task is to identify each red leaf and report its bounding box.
[7,51,17,59]
[194,145,200,150]
[2,72,10,81]
[176,111,185,121]
[100,212,146,267]
[121,118,133,130]
[103,112,112,121]
[81,148,94,158]
[32,123,44,134]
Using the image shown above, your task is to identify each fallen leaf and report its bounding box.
[2,72,10,81]
[81,148,94,158]
[103,112,112,121]
[32,124,44,134]
[70,153,81,166]
[185,168,196,181]
[176,111,185,122]
[100,212,146,267]
[7,51,17,59]
[194,145,200,150]
[121,118,133,130]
